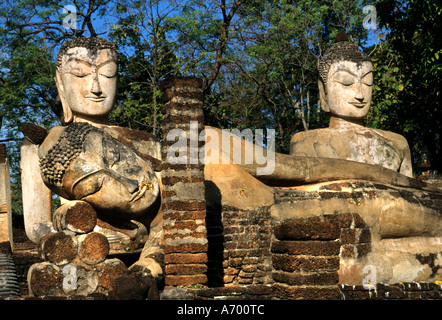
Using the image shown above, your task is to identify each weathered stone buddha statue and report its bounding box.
[290,33,412,177]
[46,38,160,222]
[21,37,163,279]
[204,34,441,285]
[277,34,441,284]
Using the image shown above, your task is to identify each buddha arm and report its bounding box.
[20,140,55,243]
[206,126,438,192]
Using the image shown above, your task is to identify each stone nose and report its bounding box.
[90,74,103,96]
[354,83,365,102]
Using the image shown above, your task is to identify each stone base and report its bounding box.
[11,177,442,300]
[26,201,159,300]
[271,180,442,285]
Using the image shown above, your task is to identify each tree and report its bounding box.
[368,0,442,173]
[204,0,371,152]
[108,0,181,134]
[167,0,245,94]
[0,35,61,216]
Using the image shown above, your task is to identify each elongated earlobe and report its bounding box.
[318,79,329,112]
[55,71,73,124]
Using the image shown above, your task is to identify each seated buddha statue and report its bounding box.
[276,33,441,284]
[43,37,160,222]
[290,33,413,178]
[204,34,441,285]
[21,37,163,278]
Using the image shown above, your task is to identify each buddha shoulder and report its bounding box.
[290,128,338,156]
[290,128,334,144]
[370,127,411,154]
[38,126,67,159]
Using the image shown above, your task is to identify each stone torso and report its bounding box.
[38,123,161,218]
[290,125,413,177]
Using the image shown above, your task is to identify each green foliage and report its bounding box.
[208,0,370,152]
[0,36,61,216]
[108,0,181,135]
[368,0,442,172]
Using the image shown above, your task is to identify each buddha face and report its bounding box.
[320,61,373,119]
[56,47,118,123]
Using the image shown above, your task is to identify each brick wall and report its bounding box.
[162,207,442,300]
[213,206,273,286]
[271,214,344,299]
[204,190,373,298]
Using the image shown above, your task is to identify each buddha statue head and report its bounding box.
[318,33,373,123]
[55,37,118,125]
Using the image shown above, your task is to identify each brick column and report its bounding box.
[160,77,208,288]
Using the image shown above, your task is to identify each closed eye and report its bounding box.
[98,61,117,78]
[339,77,355,86]
[68,70,90,78]
[362,77,373,86]
[99,72,117,79]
